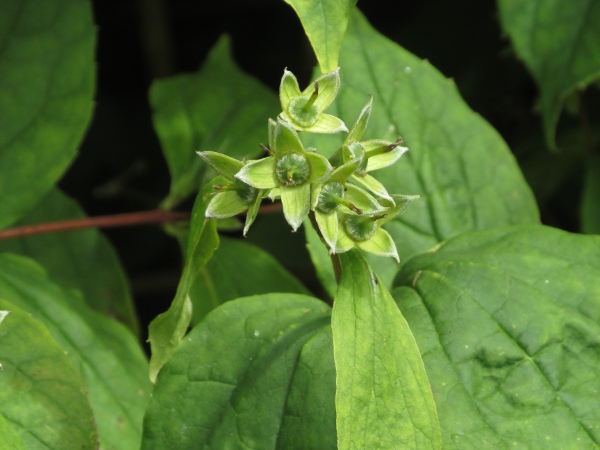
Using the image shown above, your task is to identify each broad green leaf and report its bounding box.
[148,187,219,383]
[0,188,138,334]
[0,300,98,449]
[283,0,358,73]
[333,250,441,449]
[497,0,600,148]
[150,35,279,208]
[142,294,335,449]
[304,218,337,299]
[0,254,151,450]
[0,412,26,450]
[0,0,95,229]
[581,154,600,234]
[305,10,539,280]
[189,236,310,324]
[393,225,600,448]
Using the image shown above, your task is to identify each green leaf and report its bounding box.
[305,10,539,270]
[141,294,335,449]
[0,254,152,450]
[333,250,441,449]
[283,0,358,73]
[304,219,337,299]
[0,188,139,334]
[0,412,25,450]
[189,236,310,324]
[148,187,219,383]
[581,154,600,234]
[150,35,279,208]
[497,0,600,148]
[393,225,600,448]
[0,0,96,229]
[0,300,98,449]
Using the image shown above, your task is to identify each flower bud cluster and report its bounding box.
[198,68,417,261]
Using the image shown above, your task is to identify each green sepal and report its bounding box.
[335,223,356,254]
[378,194,420,226]
[235,156,278,189]
[281,183,311,231]
[329,157,361,183]
[300,68,341,112]
[274,117,306,155]
[356,228,399,263]
[268,118,277,149]
[364,144,408,172]
[243,189,264,236]
[341,184,387,216]
[196,151,243,180]
[303,113,348,134]
[206,190,249,219]
[279,69,302,112]
[268,188,281,201]
[315,209,339,251]
[346,96,373,143]
[306,152,333,184]
[351,173,394,205]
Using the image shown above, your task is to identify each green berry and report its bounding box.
[317,182,345,213]
[275,153,311,186]
[343,214,377,242]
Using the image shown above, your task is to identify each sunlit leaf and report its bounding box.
[393,225,600,448]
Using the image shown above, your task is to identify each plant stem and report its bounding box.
[0,209,190,241]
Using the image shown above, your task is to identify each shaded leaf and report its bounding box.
[150,35,279,208]
[283,0,358,73]
[142,294,334,449]
[581,154,600,234]
[148,187,219,383]
[189,236,310,324]
[0,254,152,450]
[393,225,600,448]
[497,0,600,148]
[0,300,98,449]
[0,0,95,229]
[333,250,441,449]
[0,188,138,334]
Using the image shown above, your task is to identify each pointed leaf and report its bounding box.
[0,255,152,450]
[188,236,310,324]
[148,187,219,383]
[281,183,312,231]
[142,294,334,449]
[393,225,600,448]
[0,0,96,229]
[151,35,279,207]
[235,156,278,189]
[498,0,600,149]
[283,0,358,73]
[333,251,441,449]
[0,300,98,449]
[0,188,138,334]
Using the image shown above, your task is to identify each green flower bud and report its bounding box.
[275,153,311,186]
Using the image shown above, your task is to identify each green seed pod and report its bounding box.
[317,181,345,213]
[343,214,378,242]
[275,153,311,187]
[287,97,320,127]
[234,178,259,204]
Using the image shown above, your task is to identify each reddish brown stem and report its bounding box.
[0,209,190,241]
